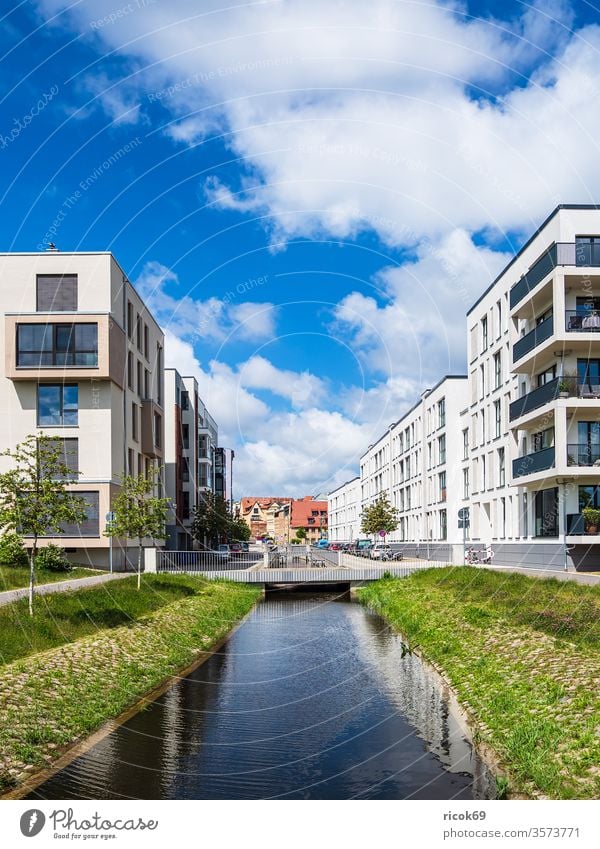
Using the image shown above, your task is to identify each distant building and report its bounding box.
[164,369,219,550]
[274,496,328,544]
[328,477,361,542]
[239,497,292,539]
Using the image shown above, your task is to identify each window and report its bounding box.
[438,398,445,428]
[127,301,133,339]
[440,509,447,540]
[144,324,149,359]
[494,399,501,438]
[128,448,134,475]
[137,360,142,397]
[481,409,486,444]
[438,471,446,502]
[462,428,469,460]
[480,363,485,399]
[182,423,189,449]
[47,438,78,479]
[438,434,446,465]
[427,442,432,469]
[533,427,554,452]
[53,491,99,537]
[127,352,133,389]
[534,488,558,537]
[463,467,469,499]
[17,323,98,367]
[132,402,138,441]
[498,447,505,487]
[153,412,162,448]
[482,455,487,490]
[144,369,150,400]
[577,358,600,392]
[156,345,163,405]
[182,458,190,482]
[579,484,600,511]
[481,316,488,352]
[136,314,142,352]
[36,274,77,311]
[537,365,557,387]
[494,351,502,389]
[37,384,78,426]
[496,300,502,339]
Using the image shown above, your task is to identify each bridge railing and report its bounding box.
[156,549,263,573]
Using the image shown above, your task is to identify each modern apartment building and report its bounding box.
[164,369,219,550]
[0,250,165,568]
[471,204,600,569]
[329,205,600,571]
[328,477,361,542]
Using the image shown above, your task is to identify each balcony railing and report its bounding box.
[512,314,554,362]
[510,242,600,310]
[567,443,600,466]
[512,446,555,478]
[509,377,560,421]
[565,311,600,332]
[565,513,600,535]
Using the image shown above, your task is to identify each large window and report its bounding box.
[579,485,600,511]
[36,274,77,311]
[438,434,446,465]
[438,471,446,502]
[55,491,99,537]
[494,351,502,389]
[577,359,600,392]
[534,488,558,537]
[37,384,78,426]
[17,323,97,367]
[481,316,488,352]
[494,399,501,438]
[498,447,505,487]
[440,509,447,540]
[437,398,445,429]
[47,438,79,479]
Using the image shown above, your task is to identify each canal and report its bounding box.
[27,591,495,800]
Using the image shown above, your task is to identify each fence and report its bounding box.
[155,549,263,573]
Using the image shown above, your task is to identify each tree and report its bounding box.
[191,492,230,548]
[361,494,399,540]
[106,468,169,590]
[295,527,307,541]
[228,516,250,542]
[0,434,87,616]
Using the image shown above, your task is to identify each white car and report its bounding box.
[370,543,393,560]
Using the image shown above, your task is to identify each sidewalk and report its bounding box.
[482,564,600,586]
[0,572,131,607]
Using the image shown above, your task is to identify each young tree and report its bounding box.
[106,468,169,590]
[0,434,87,616]
[191,492,231,548]
[228,516,251,542]
[361,494,399,541]
[295,527,307,541]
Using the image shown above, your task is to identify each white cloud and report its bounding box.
[135,261,277,345]
[239,354,326,409]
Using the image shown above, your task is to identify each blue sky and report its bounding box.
[2,0,600,495]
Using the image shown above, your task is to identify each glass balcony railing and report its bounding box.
[510,242,600,309]
[565,514,600,535]
[567,444,600,466]
[565,311,600,332]
[512,314,554,362]
[509,377,560,421]
[512,446,555,478]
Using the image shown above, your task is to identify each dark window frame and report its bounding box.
[37,383,78,427]
[17,323,98,368]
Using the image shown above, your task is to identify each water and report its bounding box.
[27,592,495,800]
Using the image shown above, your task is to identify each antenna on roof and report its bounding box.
[45,242,59,252]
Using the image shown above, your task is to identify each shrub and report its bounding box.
[35,544,72,573]
[0,532,28,567]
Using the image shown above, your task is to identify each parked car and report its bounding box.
[229,542,243,557]
[215,544,231,560]
[370,543,393,560]
[315,539,329,549]
[351,539,373,556]
[329,543,342,550]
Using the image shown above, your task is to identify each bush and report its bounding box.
[35,544,72,573]
[0,533,28,567]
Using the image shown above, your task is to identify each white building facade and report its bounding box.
[330,205,600,571]
[327,477,361,542]
[0,250,165,568]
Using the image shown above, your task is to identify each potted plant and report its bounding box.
[582,506,600,534]
[558,374,577,398]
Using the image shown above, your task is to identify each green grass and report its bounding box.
[359,567,600,799]
[0,565,98,592]
[0,575,261,792]
[0,572,225,666]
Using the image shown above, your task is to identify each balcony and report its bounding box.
[509,377,560,421]
[512,446,555,478]
[512,314,554,363]
[567,444,600,467]
[565,514,600,536]
[565,311,600,332]
[510,242,600,310]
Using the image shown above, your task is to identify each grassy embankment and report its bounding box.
[0,565,98,592]
[0,573,261,792]
[359,567,600,800]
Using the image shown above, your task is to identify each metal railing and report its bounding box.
[567,443,600,466]
[512,446,555,478]
[509,377,560,421]
[157,549,263,572]
[513,314,554,362]
[510,242,600,310]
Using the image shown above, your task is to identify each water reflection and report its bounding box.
[28,592,494,800]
